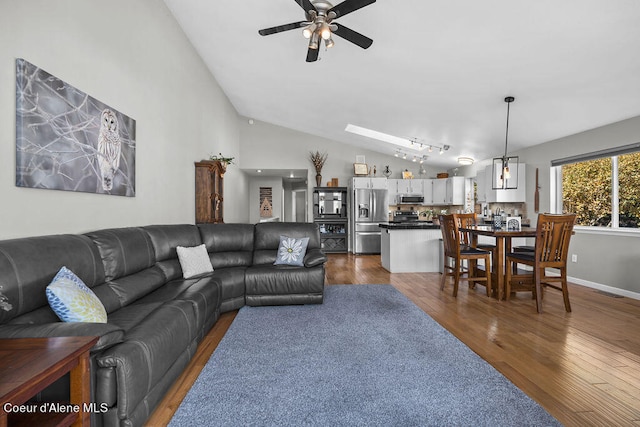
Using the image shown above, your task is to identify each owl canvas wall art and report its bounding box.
[15,58,136,196]
[97,109,122,191]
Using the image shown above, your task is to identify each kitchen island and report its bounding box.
[379,222,442,273]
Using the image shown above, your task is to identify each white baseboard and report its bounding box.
[568,275,640,300]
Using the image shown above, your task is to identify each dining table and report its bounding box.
[458,225,537,300]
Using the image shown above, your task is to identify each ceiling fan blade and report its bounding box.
[306,47,320,62]
[295,0,317,14]
[332,23,373,49]
[258,21,308,36]
[328,0,376,19]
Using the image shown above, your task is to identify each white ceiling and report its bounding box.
[164,0,640,169]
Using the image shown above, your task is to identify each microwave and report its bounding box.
[398,194,424,204]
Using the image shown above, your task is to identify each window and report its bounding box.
[552,143,640,229]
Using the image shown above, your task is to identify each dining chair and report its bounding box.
[439,214,492,297]
[454,213,496,290]
[505,213,577,313]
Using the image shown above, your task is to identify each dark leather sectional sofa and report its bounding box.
[0,222,326,427]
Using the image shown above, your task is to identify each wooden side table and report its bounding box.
[0,336,98,427]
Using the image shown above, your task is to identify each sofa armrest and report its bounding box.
[304,248,327,268]
[0,323,125,352]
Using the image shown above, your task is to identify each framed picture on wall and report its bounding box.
[353,163,368,176]
[15,58,136,197]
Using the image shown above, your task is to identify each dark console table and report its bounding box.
[0,336,98,427]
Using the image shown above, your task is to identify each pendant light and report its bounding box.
[492,96,519,190]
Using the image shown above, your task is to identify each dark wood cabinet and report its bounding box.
[195,160,225,223]
[313,187,348,253]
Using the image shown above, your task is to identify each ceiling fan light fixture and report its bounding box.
[303,22,318,38]
[320,23,332,40]
[324,37,334,49]
[309,32,319,49]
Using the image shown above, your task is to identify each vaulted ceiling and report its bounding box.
[164,0,640,168]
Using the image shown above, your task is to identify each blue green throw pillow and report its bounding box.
[274,235,310,267]
[46,266,107,323]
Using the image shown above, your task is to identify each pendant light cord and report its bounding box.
[503,96,514,160]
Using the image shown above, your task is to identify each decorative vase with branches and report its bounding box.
[309,151,328,187]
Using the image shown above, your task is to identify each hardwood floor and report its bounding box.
[148,254,640,426]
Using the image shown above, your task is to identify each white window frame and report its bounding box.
[551,143,640,236]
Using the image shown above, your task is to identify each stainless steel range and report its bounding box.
[392,211,419,222]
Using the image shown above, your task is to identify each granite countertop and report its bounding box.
[379,222,441,230]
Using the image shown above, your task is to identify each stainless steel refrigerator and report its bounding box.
[352,187,388,254]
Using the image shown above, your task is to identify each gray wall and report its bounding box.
[515,116,640,296]
[0,0,248,239]
[239,117,436,222]
[459,116,640,297]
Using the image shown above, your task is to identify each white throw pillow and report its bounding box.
[176,244,214,279]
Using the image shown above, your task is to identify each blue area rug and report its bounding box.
[170,285,560,426]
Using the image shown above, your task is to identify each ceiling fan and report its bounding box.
[258,0,376,62]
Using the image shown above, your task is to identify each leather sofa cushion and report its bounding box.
[85,227,155,281]
[0,322,124,352]
[0,234,104,323]
[245,264,325,296]
[304,248,328,268]
[171,277,221,329]
[125,276,221,329]
[95,265,168,313]
[210,267,247,311]
[198,224,254,268]
[97,299,198,418]
[253,222,321,265]
[143,225,201,262]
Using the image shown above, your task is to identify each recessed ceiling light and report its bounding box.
[257,169,262,173]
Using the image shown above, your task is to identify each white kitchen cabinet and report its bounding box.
[485,164,526,203]
[476,170,487,202]
[387,179,399,204]
[431,177,464,205]
[381,227,441,272]
[422,179,433,205]
[352,177,388,189]
[396,179,422,194]
[432,179,447,204]
[446,176,465,205]
[371,177,388,189]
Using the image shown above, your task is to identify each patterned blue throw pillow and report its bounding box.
[274,235,310,266]
[46,266,107,323]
